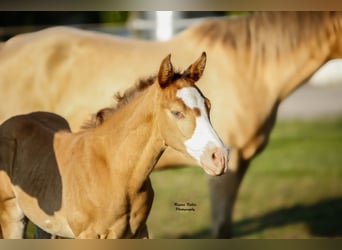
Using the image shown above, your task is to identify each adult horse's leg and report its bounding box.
[208,148,250,238]
[35,226,53,239]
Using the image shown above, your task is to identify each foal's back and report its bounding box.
[0,111,70,137]
[0,111,71,177]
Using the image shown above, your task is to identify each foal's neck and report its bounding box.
[93,84,165,190]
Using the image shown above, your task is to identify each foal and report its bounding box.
[0,52,228,239]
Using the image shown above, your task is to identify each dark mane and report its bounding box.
[192,12,339,60]
[81,76,156,130]
[114,76,156,111]
[81,70,185,130]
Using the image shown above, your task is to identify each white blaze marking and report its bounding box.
[176,87,225,163]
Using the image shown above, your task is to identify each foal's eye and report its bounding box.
[171,110,185,119]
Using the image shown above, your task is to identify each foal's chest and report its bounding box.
[64,179,154,238]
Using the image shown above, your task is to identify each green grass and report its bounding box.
[147,117,342,238]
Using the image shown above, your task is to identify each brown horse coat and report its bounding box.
[0,53,228,238]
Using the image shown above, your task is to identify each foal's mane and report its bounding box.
[82,69,185,130]
[191,12,340,58]
[81,76,156,130]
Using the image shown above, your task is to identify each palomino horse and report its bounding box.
[0,12,341,238]
[0,53,229,239]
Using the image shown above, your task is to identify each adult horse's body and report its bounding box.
[0,53,228,238]
[0,12,341,237]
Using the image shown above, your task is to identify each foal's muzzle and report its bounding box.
[200,143,229,176]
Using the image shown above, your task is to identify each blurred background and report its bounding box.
[0,11,230,40]
[1,11,341,238]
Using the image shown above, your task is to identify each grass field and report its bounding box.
[147,117,342,238]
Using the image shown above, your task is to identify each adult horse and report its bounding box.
[0,53,229,238]
[0,12,341,238]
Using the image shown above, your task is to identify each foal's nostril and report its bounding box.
[200,146,228,176]
[212,152,217,160]
[211,149,223,167]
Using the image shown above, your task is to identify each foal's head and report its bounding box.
[156,52,229,176]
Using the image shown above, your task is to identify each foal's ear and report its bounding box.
[158,54,174,88]
[184,52,207,82]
